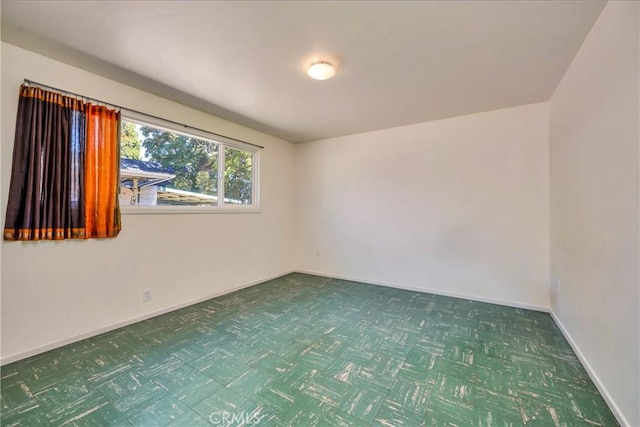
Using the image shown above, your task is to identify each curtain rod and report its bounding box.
[23,79,264,149]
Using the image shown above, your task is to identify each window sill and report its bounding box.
[121,206,262,215]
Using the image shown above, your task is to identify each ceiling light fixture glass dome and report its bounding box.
[307,61,336,80]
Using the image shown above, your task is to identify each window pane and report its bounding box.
[224,147,253,205]
[119,120,219,206]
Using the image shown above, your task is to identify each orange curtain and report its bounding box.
[84,104,121,238]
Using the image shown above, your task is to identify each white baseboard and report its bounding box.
[550,310,629,427]
[294,269,549,312]
[1,270,295,366]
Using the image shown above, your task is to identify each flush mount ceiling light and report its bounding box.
[307,61,336,80]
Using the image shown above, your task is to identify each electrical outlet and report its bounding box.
[142,290,152,302]
[316,249,320,257]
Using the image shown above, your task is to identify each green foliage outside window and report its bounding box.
[140,126,218,196]
[225,147,253,204]
[120,121,141,160]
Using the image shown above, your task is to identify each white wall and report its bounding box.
[549,2,639,426]
[295,102,550,310]
[0,43,296,363]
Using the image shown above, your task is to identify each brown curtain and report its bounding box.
[4,85,121,241]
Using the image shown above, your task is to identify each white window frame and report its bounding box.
[120,111,261,214]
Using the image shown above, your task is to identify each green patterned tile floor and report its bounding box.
[1,273,618,426]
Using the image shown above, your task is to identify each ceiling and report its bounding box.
[2,1,605,143]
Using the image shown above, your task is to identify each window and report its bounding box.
[119,116,259,212]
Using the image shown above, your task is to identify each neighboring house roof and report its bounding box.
[120,158,239,205]
[120,158,176,187]
[157,187,218,205]
[121,158,174,174]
